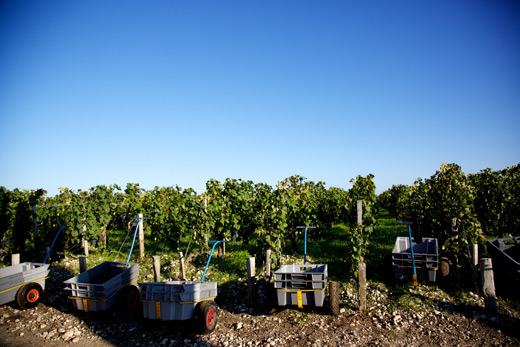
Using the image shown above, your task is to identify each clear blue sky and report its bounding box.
[1,0,519,196]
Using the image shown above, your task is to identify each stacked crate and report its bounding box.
[274,264,327,308]
[392,237,438,282]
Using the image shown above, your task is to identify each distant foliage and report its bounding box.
[380,163,520,262]
[1,174,381,276]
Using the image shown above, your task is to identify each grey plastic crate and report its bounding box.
[0,262,50,306]
[139,281,217,320]
[63,261,139,312]
[276,289,325,307]
[274,264,327,307]
[274,264,327,290]
[486,237,520,297]
[392,237,438,282]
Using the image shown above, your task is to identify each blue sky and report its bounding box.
[1,0,519,196]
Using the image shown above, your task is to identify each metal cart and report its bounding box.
[0,262,50,309]
[139,240,225,334]
[274,226,339,315]
[63,218,146,312]
[0,226,70,309]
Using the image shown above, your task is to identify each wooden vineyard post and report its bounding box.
[266,249,272,280]
[247,257,256,305]
[179,252,186,280]
[79,257,87,273]
[358,262,367,311]
[471,244,479,292]
[83,238,89,257]
[480,258,497,313]
[153,256,161,282]
[357,200,363,227]
[138,213,145,259]
[82,222,88,257]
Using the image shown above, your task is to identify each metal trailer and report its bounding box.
[62,217,147,312]
[391,237,439,282]
[139,240,225,334]
[0,226,70,310]
[273,226,339,315]
[63,261,140,312]
[393,222,439,284]
[0,262,50,309]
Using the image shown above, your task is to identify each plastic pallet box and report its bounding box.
[274,264,327,290]
[392,237,438,282]
[274,264,327,307]
[63,261,139,312]
[0,262,50,305]
[139,281,217,320]
[486,237,520,298]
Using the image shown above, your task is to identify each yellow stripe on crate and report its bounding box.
[277,289,324,293]
[395,266,438,270]
[82,299,88,313]
[141,296,216,305]
[0,277,48,295]
[155,301,161,320]
[277,288,324,309]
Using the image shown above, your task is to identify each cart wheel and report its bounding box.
[16,282,43,310]
[439,257,450,278]
[118,285,140,312]
[328,281,340,316]
[195,300,218,334]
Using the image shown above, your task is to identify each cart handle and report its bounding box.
[43,225,70,264]
[297,226,316,265]
[201,240,227,282]
[395,222,418,286]
[126,216,151,264]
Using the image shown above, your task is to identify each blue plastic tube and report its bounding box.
[43,225,70,264]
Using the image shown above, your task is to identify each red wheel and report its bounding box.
[27,288,40,303]
[195,300,218,334]
[16,283,43,310]
[118,285,140,312]
[206,307,215,326]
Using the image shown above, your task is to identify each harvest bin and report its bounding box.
[63,261,139,312]
[140,281,217,320]
[392,237,438,282]
[486,236,520,298]
[0,262,50,308]
[274,264,327,307]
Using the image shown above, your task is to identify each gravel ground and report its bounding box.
[1,263,520,347]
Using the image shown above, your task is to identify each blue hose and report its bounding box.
[201,240,227,282]
[126,219,141,264]
[43,225,70,264]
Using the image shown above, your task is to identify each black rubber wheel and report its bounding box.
[16,282,43,310]
[194,300,218,334]
[118,285,140,312]
[328,281,340,315]
[439,257,450,278]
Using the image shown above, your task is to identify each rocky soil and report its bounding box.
[1,264,519,347]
